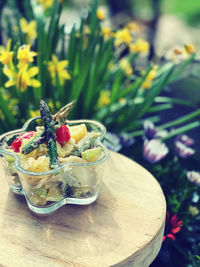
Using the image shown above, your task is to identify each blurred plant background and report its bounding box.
[0,0,200,266]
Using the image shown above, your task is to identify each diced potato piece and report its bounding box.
[30,194,47,205]
[20,155,50,173]
[46,187,63,202]
[60,156,96,187]
[69,124,87,143]
[72,187,91,198]
[57,138,75,158]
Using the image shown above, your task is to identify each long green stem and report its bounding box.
[128,110,200,138]
[162,121,200,141]
[158,109,200,130]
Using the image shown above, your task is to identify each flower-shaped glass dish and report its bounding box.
[0,117,108,215]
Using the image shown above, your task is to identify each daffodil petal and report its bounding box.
[59,60,69,68]
[30,79,41,87]
[5,80,16,88]
[62,71,71,79]
[3,68,15,77]
[52,55,58,64]
[28,67,39,77]
[20,18,27,31]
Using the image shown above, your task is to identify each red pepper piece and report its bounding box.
[10,131,35,152]
[55,124,70,145]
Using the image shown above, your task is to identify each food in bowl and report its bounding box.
[0,100,108,214]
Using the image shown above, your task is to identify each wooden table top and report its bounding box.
[0,151,166,267]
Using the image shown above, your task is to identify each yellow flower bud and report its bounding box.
[184,44,195,54]
[97,9,105,20]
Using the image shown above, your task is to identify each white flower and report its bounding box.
[176,134,194,146]
[186,171,200,185]
[143,139,168,163]
[174,141,195,158]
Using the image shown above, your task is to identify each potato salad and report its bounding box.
[6,100,104,205]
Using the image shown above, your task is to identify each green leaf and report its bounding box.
[162,121,200,141]
[89,0,98,33]
[0,93,17,128]
[119,65,153,99]
[155,96,194,107]
[110,70,124,103]
[168,54,195,84]
[148,103,173,113]
[159,109,200,130]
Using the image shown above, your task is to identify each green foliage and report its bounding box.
[0,0,196,135]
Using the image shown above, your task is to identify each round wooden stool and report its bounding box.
[0,151,166,267]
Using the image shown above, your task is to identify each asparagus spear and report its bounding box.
[53,101,74,126]
[40,99,58,169]
[22,133,45,154]
[22,101,74,155]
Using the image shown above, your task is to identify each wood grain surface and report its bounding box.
[0,151,166,267]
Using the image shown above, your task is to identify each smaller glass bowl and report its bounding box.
[0,117,108,215]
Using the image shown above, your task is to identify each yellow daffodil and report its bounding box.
[114,28,132,46]
[20,18,37,42]
[48,55,71,86]
[97,90,110,108]
[17,45,37,66]
[184,44,195,54]
[30,109,40,118]
[142,65,158,89]
[37,0,54,10]
[126,22,139,32]
[129,38,149,54]
[141,80,151,89]
[172,46,193,62]
[3,65,41,92]
[97,9,105,20]
[119,58,133,76]
[102,27,114,40]
[0,39,13,66]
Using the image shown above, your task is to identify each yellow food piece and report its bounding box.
[30,194,47,205]
[25,176,41,185]
[69,124,87,143]
[20,155,50,173]
[56,138,75,157]
[46,187,63,202]
[72,187,91,198]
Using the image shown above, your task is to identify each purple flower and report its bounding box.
[175,134,194,146]
[119,133,135,147]
[143,121,157,139]
[186,171,200,185]
[174,141,195,158]
[143,120,168,140]
[143,139,169,163]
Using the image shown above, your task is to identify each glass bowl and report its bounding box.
[0,117,108,215]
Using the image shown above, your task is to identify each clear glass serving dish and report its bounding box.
[0,117,108,215]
